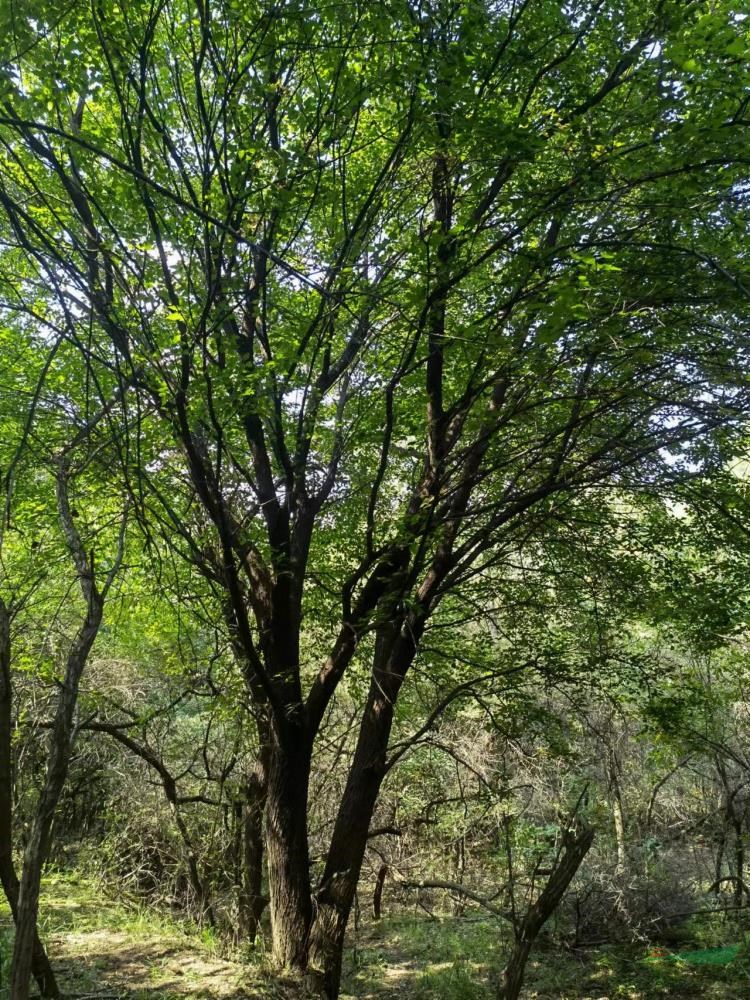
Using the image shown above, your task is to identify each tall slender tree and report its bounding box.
[0,324,129,1000]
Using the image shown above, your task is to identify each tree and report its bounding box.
[498,814,595,1000]
[0,314,64,999]
[0,325,129,999]
[0,1,748,995]
[8,463,126,1000]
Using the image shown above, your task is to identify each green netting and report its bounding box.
[646,945,741,966]
[672,946,740,966]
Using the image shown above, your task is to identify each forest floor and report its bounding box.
[1,872,749,999]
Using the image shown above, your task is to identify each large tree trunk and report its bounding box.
[306,691,392,997]
[498,822,594,1000]
[265,717,313,969]
[0,599,60,1000]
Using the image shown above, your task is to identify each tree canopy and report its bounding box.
[0,2,748,998]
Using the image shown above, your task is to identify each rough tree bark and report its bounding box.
[306,619,419,998]
[236,756,269,942]
[265,716,314,969]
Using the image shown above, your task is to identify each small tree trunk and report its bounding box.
[373,865,388,920]
[238,759,268,942]
[605,744,627,875]
[498,823,594,1000]
[715,827,726,896]
[12,825,50,1000]
[10,465,116,1000]
[453,837,466,916]
[612,793,626,875]
[171,805,215,927]
[734,819,744,908]
[0,599,60,1000]
[0,862,59,1000]
[11,609,102,1000]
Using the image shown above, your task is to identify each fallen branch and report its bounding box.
[397,878,512,920]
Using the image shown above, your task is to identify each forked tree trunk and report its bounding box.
[0,599,60,1000]
[498,823,595,1000]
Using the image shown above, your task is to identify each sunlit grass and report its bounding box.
[0,869,267,1000]
[4,872,750,999]
[341,909,750,999]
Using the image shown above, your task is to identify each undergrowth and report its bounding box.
[2,872,750,998]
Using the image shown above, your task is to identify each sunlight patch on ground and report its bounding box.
[54,929,250,998]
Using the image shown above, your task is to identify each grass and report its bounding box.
[342,914,506,999]
[340,910,750,999]
[3,872,750,999]
[0,870,282,1000]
